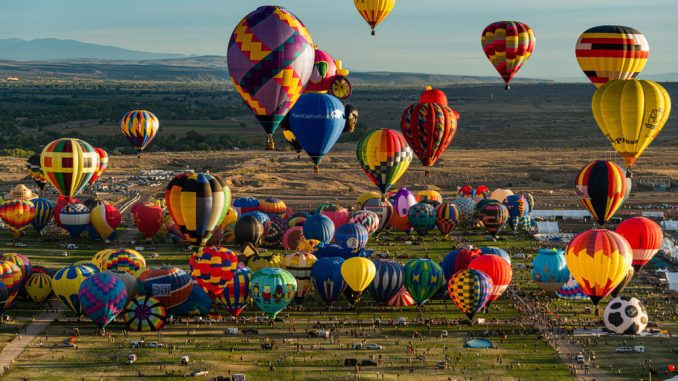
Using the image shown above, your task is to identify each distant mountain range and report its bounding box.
[0,38,188,61]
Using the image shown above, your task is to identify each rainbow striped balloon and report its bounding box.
[121,110,159,154]
[356,129,413,196]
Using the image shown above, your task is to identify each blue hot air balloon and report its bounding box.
[60,203,90,238]
[232,197,259,215]
[169,281,213,317]
[216,264,252,318]
[250,268,296,318]
[303,214,335,243]
[241,211,270,227]
[289,93,346,173]
[335,223,368,252]
[367,259,404,305]
[479,246,511,265]
[78,272,128,329]
[30,198,55,233]
[503,194,531,232]
[311,257,346,307]
[531,248,570,292]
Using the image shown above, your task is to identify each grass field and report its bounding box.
[0,223,675,381]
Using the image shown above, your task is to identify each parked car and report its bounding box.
[181,355,190,365]
[130,340,145,349]
[364,343,383,350]
[440,330,448,338]
[261,343,273,350]
[225,328,239,335]
[344,358,358,367]
[576,354,586,363]
[191,370,209,377]
[126,354,137,365]
[615,347,633,353]
[361,359,378,366]
[147,342,164,348]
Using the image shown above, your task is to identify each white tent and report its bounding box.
[531,210,590,219]
[661,220,678,231]
[665,272,678,292]
[535,221,560,234]
[641,211,664,219]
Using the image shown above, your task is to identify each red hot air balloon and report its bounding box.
[468,255,512,303]
[615,217,663,271]
[481,21,536,90]
[132,202,165,240]
[400,87,459,176]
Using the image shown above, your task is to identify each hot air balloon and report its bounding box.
[503,194,531,232]
[575,161,627,225]
[247,252,283,272]
[0,260,22,308]
[479,246,511,265]
[468,255,512,303]
[88,147,108,185]
[137,267,193,310]
[104,270,138,300]
[190,246,238,298]
[403,259,444,307]
[0,199,35,239]
[25,154,47,190]
[78,272,127,329]
[1,252,31,288]
[592,80,671,169]
[435,203,461,236]
[303,214,335,244]
[556,276,590,300]
[165,172,228,249]
[481,21,535,90]
[311,257,346,308]
[40,138,99,197]
[282,226,305,251]
[447,269,493,322]
[89,201,121,241]
[52,264,99,314]
[99,249,146,275]
[452,198,476,228]
[242,211,270,227]
[284,251,317,304]
[25,273,53,303]
[234,215,264,248]
[407,202,436,236]
[218,206,239,231]
[532,248,570,292]
[259,198,287,217]
[340,257,376,304]
[30,198,54,234]
[305,48,351,97]
[132,202,164,239]
[356,191,381,209]
[361,198,392,233]
[121,110,159,156]
[261,217,285,248]
[123,295,166,332]
[354,0,396,36]
[289,93,347,172]
[280,118,304,157]
[335,223,368,252]
[232,197,259,215]
[357,129,413,197]
[389,187,416,233]
[59,203,90,238]
[250,268,297,318]
[610,266,635,297]
[169,281,213,317]
[316,204,349,230]
[575,25,649,87]
[401,87,458,175]
[227,6,315,150]
[477,202,509,238]
[615,217,662,271]
[348,210,380,238]
[440,248,481,281]
[416,190,442,204]
[386,286,415,307]
[368,259,404,305]
[566,229,633,305]
[216,264,253,318]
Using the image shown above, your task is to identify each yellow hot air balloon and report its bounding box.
[592,80,671,168]
[340,257,376,293]
[354,0,396,36]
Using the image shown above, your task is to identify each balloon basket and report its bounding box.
[371,30,375,36]
[424,170,430,177]
[266,135,275,151]
[504,85,510,91]
[313,165,319,174]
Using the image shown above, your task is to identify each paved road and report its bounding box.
[0,310,60,376]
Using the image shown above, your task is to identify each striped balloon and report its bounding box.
[477,202,509,237]
[88,147,108,185]
[435,203,460,236]
[357,129,413,196]
[101,249,146,275]
[59,203,90,238]
[556,276,590,300]
[25,273,53,303]
[79,272,127,329]
[284,251,317,304]
[137,267,193,310]
[616,217,663,270]
[311,257,346,307]
[481,21,536,90]
[121,110,159,154]
[259,198,287,217]
[0,252,31,287]
[232,197,259,215]
[303,214,335,244]
[575,160,627,225]
[403,259,445,306]
[348,210,380,238]
[407,202,436,236]
[123,295,166,332]
[104,270,138,300]
[386,286,415,307]
[0,260,22,307]
[368,259,404,305]
[335,223,368,252]
[40,138,99,197]
[30,198,54,233]
[362,198,392,233]
[89,201,121,241]
[189,246,238,297]
[246,252,282,272]
[52,264,99,314]
[451,198,476,228]
[25,154,47,190]
[416,190,442,204]
[576,25,649,87]
[0,199,36,238]
[354,0,396,35]
[447,269,493,322]
[215,264,253,318]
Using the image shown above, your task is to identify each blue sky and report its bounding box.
[1,0,676,78]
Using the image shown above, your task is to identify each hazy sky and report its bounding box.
[2,0,676,78]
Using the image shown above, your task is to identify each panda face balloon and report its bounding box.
[604,296,648,334]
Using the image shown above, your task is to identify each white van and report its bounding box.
[634,346,645,353]
[181,355,190,365]
[130,340,144,349]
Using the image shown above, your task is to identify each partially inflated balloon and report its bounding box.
[481,21,535,90]
[368,259,404,305]
[576,25,649,87]
[250,268,297,318]
[592,80,671,168]
[416,190,442,204]
[403,259,444,306]
[88,147,108,184]
[227,6,315,150]
[357,129,413,196]
[566,229,633,305]
[615,217,663,271]
[401,87,458,174]
[121,110,159,155]
[30,198,54,233]
[79,272,127,329]
[53,264,99,314]
[0,260,22,308]
[354,0,396,35]
[25,154,47,190]
[447,269,493,322]
[284,251,317,304]
[216,264,253,318]
[41,138,99,197]
[575,161,627,225]
[311,257,346,307]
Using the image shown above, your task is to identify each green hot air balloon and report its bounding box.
[403,259,444,307]
[250,268,297,318]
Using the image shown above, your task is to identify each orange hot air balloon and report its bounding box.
[0,199,36,239]
[615,217,663,271]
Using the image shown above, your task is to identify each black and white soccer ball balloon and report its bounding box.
[604,296,648,334]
